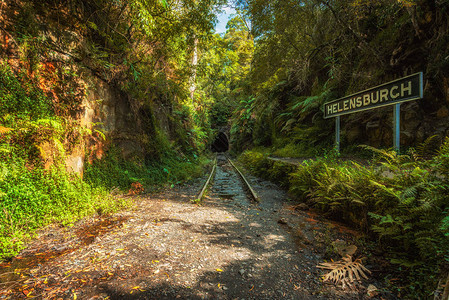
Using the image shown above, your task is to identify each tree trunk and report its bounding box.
[189,36,198,101]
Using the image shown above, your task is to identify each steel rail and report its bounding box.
[195,156,217,201]
[226,156,260,203]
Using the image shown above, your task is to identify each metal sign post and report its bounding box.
[393,103,401,152]
[323,72,423,152]
[335,116,340,152]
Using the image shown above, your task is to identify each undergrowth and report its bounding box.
[0,62,128,260]
[239,143,449,298]
[0,34,211,259]
[0,157,127,259]
[84,146,208,191]
[0,60,209,260]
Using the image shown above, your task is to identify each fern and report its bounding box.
[317,255,371,287]
[414,135,440,160]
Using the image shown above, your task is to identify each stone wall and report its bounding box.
[65,75,143,177]
[342,95,449,149]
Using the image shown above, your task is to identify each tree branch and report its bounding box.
[322,0,384,64]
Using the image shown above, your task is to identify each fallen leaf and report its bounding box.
[216,268,223,272]
[24,288,34,297]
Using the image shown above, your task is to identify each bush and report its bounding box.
[238,149,272,178]
[0,156,127,259]
[239,143,449,297]
[84,146,208,191]
[0,62,129,260]
[267,161,297,188]
[0,62,52,120]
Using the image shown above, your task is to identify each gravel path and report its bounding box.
[0,158,386,299]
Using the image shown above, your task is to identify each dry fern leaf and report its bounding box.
[317,255,371,285]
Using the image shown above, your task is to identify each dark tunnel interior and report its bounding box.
[211,132,229,152]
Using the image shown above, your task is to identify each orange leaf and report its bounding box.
[0,126,12,135]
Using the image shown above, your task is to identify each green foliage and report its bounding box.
[239,143,449,297]
[238,150,271,178]
[0,156,127,260]
[230,96,258,152]
[272,143,314,158]
[84,146,207,191]
[238,149,295,188]
[0,61,128,260]
[231,0,449,153]
[266,161,297,188]
[196,14,254,146]
[0,62,52,120]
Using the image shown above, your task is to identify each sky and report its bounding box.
[215,6,236,34]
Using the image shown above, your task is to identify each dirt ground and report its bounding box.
[0,160,393,299]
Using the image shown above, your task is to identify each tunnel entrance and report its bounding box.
[211,132,229,152]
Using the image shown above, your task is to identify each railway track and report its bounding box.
[196,153,259,203]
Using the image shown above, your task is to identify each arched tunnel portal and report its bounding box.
[211,131,229,152]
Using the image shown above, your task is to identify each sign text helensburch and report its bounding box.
[324,72,423,119]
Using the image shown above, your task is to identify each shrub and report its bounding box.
[238,149,273,178]
[84,146,208,191]
[239,143,449,297]
[0,62,128,260]
[0,62,52,120]
[0,156,127,259]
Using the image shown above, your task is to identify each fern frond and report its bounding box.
[360,145,396,162]
[370,180,401,200]
[94,129,106,140]
[401,186,418,201]
[317,255,371,286]
[415,135,440,159]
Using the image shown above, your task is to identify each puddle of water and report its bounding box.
[0,216,128,287]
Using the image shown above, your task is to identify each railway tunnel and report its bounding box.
[211,132,229,152]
